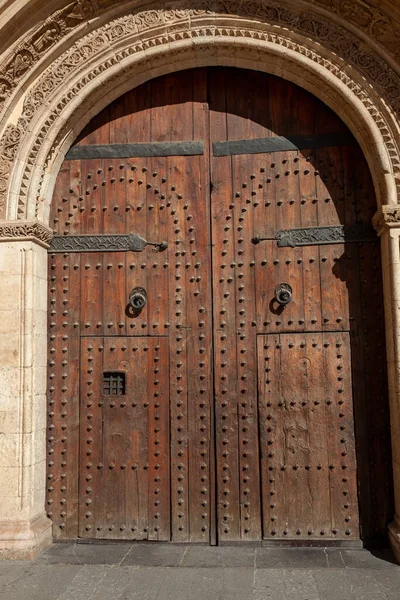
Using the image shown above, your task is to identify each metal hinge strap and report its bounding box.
[65,141,204,160]
[252,225,377,247]
[49,233,167,253]
[213,132,354,157]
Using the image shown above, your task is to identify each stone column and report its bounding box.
[373,208,400,562]
[0,222,53,559]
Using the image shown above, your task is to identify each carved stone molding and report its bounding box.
[373,207,400,235]
[0,0,98,114]
[0,158,10,215]
[0,0,400,118]
[0,0,399,220]
[310,0,400,62]
[0,221,54,247]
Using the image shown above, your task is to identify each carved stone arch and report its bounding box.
[0,2,400,221]
[19,36,399,223]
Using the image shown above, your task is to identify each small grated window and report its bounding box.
[103,372,126,396]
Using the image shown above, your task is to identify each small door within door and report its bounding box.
[79,337,170,540]
[257,332,359,540]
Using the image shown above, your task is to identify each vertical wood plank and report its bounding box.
[226,71,262,539]
[209,68,241,542]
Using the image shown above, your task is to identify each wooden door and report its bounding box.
[208,68,392,544]
[48,70,214,542]
[47,67,393,546]
[80,337,170,539]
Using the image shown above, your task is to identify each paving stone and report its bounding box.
[312,568,400,600]
[362,569,400,597]
[184,567,254,600]
[36,542,132,565]
[35,543,83,565]
[81,566,148,600]
[373,568,400,584]
[121,543,186,567]
[115,567,167,599]
[181,545,255,567]
[325,549,345,568]
[340,549,399,569]
[149,568,200,600]
[312,570,357,600]
[253,569,286,600]
[357,595,388,600]
[343,569,396,596]
[284,569,320,599]
[256,548,328,569]
[0,564,83,600]
[0,561,32,589]
[0,546,399,600]
[55,565,108,600]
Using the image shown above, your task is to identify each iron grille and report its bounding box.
[103,372,126,396]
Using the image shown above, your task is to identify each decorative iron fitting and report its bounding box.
[213,132,354,157]
[129,287,147,311]
[49,233,168,253]
[66,140,204,159]
[252,225,377,247]
[275,283,293,306]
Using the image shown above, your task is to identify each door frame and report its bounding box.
[2,2,400,559]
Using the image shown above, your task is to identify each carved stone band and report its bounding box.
[0,221,54,247]
[373,208,400,235]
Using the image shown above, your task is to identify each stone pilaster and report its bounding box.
[0,222,53,559]
[374,208,400,562]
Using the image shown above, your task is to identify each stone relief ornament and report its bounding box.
[0,0,398,115]
[373,207,400,235]
[0,159,10,214]
[0,125,24,214]
[0,0,399,220]
[0,0,398,117]
[0,221,54,246]
[310,0,400,59]
[32,25,63,54]
[0,0,97,114]
[1,125,23,161]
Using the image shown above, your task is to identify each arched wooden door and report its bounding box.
[47,68,393,545]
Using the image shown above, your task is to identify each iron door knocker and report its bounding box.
[275,283,293,306]
[129,287,147,311]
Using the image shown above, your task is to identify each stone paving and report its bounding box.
[0,544,399,599]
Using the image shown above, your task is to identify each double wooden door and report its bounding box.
[47,68,392,545]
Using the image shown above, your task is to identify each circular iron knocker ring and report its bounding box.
[129,287,147,311]
[275,283,293,306]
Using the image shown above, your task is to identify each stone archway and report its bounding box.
[1,0,400,559]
